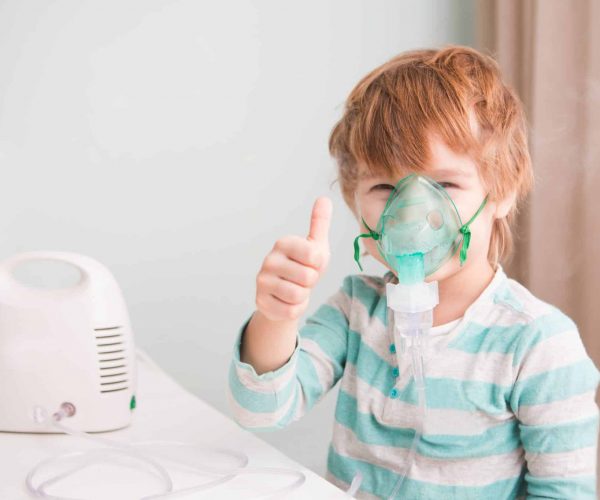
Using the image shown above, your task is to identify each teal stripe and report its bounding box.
[512,358,600,406]
[519,414,599,453]
[524,471,596,499]
[228,362,295,413]
[334,390,521,459]
[235,384,300,432]
[327,445,527,499]
[448,309,576,365]
[352,276,388,326]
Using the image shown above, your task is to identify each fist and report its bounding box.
[256,197,332,322]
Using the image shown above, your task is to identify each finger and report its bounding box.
[267,276,310,305]
[273,236,323,269]
[307,196,332,246]
[265,252,320,288]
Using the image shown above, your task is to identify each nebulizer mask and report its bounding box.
[350,174,487,499]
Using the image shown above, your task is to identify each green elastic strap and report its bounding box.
[458,196,488,266]
[353,217,379,271]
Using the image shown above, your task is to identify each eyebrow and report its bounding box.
[430,167,471,178]
[358,172,389,181]
[358,166,472,182]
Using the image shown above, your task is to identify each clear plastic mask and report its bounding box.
[353,174,488,284]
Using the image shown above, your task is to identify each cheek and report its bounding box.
[361,237,390,267]
[357,199,387,229]
[472,215,494,249]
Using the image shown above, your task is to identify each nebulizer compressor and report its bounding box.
[352,174,488,499]
[0,251,305,499]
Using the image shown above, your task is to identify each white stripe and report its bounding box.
[358,275,386,295]
[516,329,589,380]
[525,446,597,477]
[341,364,515,435]
[226,384,297,429]
[299,338,335,392]
[470,301,539,327]
[504,279,555,318]
[517,390,599,425]
[325,288,352,317]
[332,421,525,487]
[420,346,515,386]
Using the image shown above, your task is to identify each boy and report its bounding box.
[228,46,600,499]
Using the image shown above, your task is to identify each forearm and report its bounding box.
[240,310,298,375]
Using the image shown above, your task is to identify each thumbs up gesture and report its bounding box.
[255,197,332,322]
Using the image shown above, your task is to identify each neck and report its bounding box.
[431,258,496,327]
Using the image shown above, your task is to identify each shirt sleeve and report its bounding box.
[227,275,352,431]
[509,311,600,499]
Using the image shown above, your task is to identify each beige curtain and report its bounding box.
[476,0,600,486]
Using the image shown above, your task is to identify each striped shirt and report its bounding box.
[228,265,600,499]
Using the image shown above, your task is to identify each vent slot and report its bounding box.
[100,365,127,376]
[95,326,129,394]
[97,341,123,347]
[101,372,127,378]
[101,387,129,393]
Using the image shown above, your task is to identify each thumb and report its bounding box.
[307,196,332,247]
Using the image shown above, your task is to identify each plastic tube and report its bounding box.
[386,309,430,500]
[26,405,305,499]
[345,470,363,497]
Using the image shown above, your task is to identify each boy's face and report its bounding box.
[354,133,498,282]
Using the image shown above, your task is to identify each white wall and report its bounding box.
[0,0,474,475]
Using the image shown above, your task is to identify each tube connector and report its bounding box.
[386,281,439,313]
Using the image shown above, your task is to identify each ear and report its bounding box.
[493,190,517,219]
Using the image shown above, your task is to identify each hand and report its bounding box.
[255,196,332,322]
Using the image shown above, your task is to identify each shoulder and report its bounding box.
[493,273,582,366]
[494,273,577,332]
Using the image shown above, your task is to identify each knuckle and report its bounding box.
[262,253,276,270]
[275,235,293,251]
[272,238,284,252]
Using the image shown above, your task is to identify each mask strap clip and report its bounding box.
[458,196,488,266]
[353,217,379,272]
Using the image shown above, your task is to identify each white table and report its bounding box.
[0,349,347,499]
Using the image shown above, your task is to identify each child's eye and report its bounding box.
[438,182,458,189]
[370,183,395,192]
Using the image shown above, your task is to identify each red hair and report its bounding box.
[328,45,533,266]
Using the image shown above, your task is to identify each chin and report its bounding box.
[424,256,462,283]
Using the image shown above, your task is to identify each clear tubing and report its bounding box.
[387,310,429,500]
[345,470,363,497]
[27,406,305,499]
